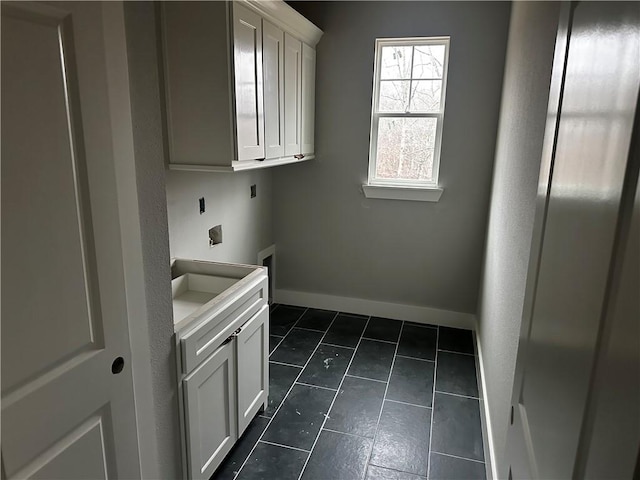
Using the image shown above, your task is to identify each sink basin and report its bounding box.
[171,258,265,330]
[172,273,238,324]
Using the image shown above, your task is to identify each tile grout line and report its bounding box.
[385,398,432,410]
[268,308,309,358]
[434,390,480,400]
[426,325,440,480]
[361,337,397,345]
[321,427,372,440]
[431,450,486,465]
[269,360,304,369]
[259,440,311,453]
[395,354,436,363]
[344,374,387,384]
[295,381,337,392]
[320,342,356,350]
[360,321,405,480]
[233,307,316,480]
[296,315,373,480]
[438,348,476,357]
[269,336,287,357]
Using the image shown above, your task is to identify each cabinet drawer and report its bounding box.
[180,275,267,374]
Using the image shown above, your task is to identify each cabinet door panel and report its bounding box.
[184,341,237,480]
[263,21,285,159]
[233,3,264,161]
[301,43,316,155]
[236,305,269,435]
[284,33,302,156]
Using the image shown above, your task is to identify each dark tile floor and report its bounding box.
[212,305,487,480]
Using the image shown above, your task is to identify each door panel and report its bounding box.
[284,32,301,156]
[184,341,237,480]
[263,20,285,159]
[29,414,110,480]
[233,3,264,161]
[1,2,140,478]
[1,2,103,396]
[508,2,640,478]
[301,43,316,155]
[236,305,269,435]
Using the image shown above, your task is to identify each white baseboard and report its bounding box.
[273,289,476,330]
[475,321,498,480]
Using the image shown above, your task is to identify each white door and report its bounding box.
[233,2,265,161]
[301,43,316,156]
[263,20,285,160]
[284,32,302,157]
[1,2,141,479]
[236,305,269,435]
[184,341,237,480]
[506,3,640,478]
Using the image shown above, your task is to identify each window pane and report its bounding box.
[375,117,437,182]
[380,46,413,79]
[409,80,442,112]
[412,44,446,79]
[378,80,410,112]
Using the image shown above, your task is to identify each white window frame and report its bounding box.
[365,37,450,200]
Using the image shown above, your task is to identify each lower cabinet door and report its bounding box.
[236,304,269,435]
[184,340,237,480]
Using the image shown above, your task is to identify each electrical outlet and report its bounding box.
[209,225,222,247]
[250,184,257,198]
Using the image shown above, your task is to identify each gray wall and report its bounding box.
[275,1,510,314]
[166,170,273,265]
[123,3,181,478]
[476,2,560,473]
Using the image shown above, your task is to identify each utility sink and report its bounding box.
[171,258,266,331]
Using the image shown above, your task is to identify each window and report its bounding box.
[365,37,450,201]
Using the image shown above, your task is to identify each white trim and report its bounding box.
[241,0,323,47]
[367,36,450,188]
[168,154,314,173]
[273,289,476,330]
[102,2,158,478]
[362,184,443,202]
[257,244,276,303]
[475,322,497,480]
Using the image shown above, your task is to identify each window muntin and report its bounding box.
[368,37,450,187]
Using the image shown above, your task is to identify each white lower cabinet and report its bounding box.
[182,305,269,480]
[184,340,237,480]
[237,306,269,435]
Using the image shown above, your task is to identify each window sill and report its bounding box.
[362,184,444,202]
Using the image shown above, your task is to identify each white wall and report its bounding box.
[275,1,511,315]
[476,2,560,474]
[123,3,181,478]
[165,170,273,265]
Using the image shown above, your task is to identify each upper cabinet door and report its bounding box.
[301,43,316,155]
[233,3,265,161]
[284,32,302,156]
[263,21,285,160]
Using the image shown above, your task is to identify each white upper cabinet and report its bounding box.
[284,33,302,157]
[161,0,322,173]
[263,21,285,160]
[233,4,265,161]
[301,43,316,156]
